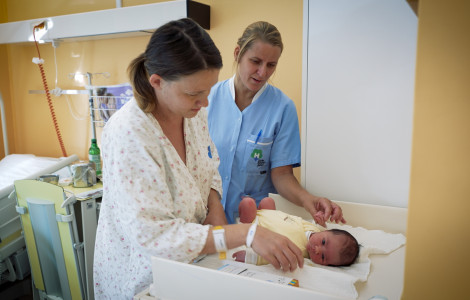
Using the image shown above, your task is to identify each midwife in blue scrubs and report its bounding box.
[208,21,346,225]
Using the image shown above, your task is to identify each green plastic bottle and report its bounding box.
[89,138,102,177]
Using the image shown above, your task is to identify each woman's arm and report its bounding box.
[271,165,346,226]
[200,223,304,272]
[203,189,227,225]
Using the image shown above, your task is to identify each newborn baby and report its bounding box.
[233,197,359,266]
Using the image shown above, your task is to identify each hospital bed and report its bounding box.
[0,154,78,284]
[134,194,407,300]
[0,91,79,286]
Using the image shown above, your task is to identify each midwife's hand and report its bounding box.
[303,195,346,226]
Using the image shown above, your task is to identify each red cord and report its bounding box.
[33,25,67,157]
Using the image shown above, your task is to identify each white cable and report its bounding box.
[49,44,87,121]
[65,94,87,121]
[53,44,58,88]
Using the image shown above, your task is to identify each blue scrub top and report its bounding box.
[208,79,301,224]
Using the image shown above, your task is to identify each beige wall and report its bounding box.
[0,0,11,158]
[2,0,469,298]
[0,0,303,163]
[402,0,470,298]
[201,0,303,181]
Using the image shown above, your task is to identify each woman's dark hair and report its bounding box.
[128,18,223,112]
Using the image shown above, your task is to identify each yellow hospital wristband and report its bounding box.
[212,226,227,259]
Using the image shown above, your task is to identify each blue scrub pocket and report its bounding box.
[245,134,273,175]
[243,134,273,196]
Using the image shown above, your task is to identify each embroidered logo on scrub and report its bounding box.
[251,149,263,161]
[251,149,266,168]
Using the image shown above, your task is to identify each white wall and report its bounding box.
[301,0,417,208]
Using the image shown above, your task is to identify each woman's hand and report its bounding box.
[201,223,302,272]
[251,226,304,272]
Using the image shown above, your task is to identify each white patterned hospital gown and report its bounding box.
[93,98,222,299]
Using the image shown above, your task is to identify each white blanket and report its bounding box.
[247,223,406,299]
[195,222,406,299]
[0,154,59,189]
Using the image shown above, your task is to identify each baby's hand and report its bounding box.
[314,212,326,226]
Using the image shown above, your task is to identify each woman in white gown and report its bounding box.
[93,18,305,300]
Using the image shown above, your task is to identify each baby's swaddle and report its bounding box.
[245,222,406,299]
[193,221,405,299]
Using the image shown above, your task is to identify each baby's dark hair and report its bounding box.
[329,229,360,266]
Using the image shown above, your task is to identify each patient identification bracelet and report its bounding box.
[246,223,258,248]
[212,226,227,259]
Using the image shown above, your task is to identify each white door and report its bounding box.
[301,0,417,208]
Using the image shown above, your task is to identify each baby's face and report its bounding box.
[306,231,345,266]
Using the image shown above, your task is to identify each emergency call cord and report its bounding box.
[32,23,67,157]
